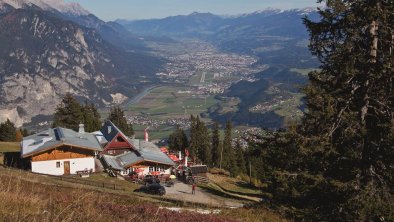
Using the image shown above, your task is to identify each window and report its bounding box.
[56,162,60,168]
[155,166,162,172]
[149,166,154,172]
[116,136,125,142]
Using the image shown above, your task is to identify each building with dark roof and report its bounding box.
[21,120,176,177]
[21,125,102,176]
[98,120,175,176]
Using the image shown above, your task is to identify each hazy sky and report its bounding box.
[65,0,321,21]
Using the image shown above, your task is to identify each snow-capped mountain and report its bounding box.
[0,0,89,16]
[0,1,163,126]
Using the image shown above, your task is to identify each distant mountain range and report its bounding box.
[0,0,163,126]
[118,8,319,68]
[118,8,320,128]
[0,1,320,129]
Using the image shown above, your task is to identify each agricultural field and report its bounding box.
[272,93,304,124]
[127,86,219,120]
[133,124,174,141]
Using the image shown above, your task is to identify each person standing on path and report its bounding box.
[192,183,196,195]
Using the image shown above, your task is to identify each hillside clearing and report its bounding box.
[0,142,20,153]
[0,167,288,222]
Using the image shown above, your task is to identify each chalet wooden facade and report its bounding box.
[21,121,175,177]
[99,121,175,176]
[21,127,102,176]
[99,121,135,156]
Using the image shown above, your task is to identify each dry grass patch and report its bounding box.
[0,142,20,152]
[208,173,262,196]
[0,169,234,221]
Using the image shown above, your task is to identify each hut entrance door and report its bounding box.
[64,161,70,175]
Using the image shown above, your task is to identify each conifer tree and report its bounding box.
[108,106,134,136]
[235,139,246,175]
[168,125,189,151]
[198,120,211,165]
[188,115,211,164]
[189,115,198,159]
[82,101,102,132]
[222,120,235,173]
[282,1,394,220]
[21,128,29,137]
[0,119,16,141]
[52,93,83,131]
[211,122,221,167]
[218,140,224,169]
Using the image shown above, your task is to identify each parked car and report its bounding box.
[134,183,166,196]
[143,175,160,184]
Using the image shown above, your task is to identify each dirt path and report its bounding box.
[165,182,243,208]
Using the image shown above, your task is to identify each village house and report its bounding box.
[21,125,102,176]
[20,120,175,177]
[98,121,175,176]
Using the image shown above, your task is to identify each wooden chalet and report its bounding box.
[98,120,175,176]
[99,121,134,156]
[21,126,102,176]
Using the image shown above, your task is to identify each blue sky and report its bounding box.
[65,0,321,21]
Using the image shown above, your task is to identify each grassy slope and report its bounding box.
[0,142,20,165]
[0,168,288,222]
[0,142,20,153]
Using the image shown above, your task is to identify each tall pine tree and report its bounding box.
[235,139,246,175]
[188,115,211,164]
[222,120,236,174]
[211,122,221,167]
[197,120,211,166]
[82,101,102,132]
[168,125,189,151]
[282,1,394,220]
[52,93,83,131]
[108,106,134,136]
[0,119,16,142]
[189,115,198,159]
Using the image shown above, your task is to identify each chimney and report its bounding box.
[78,124,85,133]
[144,128,149,142]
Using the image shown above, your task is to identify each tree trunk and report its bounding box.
[369,20,378,63]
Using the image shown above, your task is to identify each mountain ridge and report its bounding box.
[0,3,163,127]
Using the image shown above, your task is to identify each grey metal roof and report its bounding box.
[133,139,175,165]
[102,151,144,170]
[118,151,144,166]
[21,127,102,157]
[101,155,123,170]
[102,139,175,169]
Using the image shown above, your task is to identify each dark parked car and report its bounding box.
[143,175,160,184]
[134,183,166,196]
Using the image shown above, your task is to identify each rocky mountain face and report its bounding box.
[0,1,163,127]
